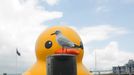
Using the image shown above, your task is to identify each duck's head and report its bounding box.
[35,26,84,62]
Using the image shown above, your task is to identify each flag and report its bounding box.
[16,48,21,56]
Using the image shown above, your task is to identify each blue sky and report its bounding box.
[44,0,134,52]
[45,0,134,28]
[0,0,134,73]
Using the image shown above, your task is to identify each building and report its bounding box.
[112,60,134,75]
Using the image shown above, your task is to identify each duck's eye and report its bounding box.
[45,40,52,49]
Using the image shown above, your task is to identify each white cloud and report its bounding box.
[0,0,62,73]
[96,6,109,13]
[46,0,59,6]
[71,25,133,71]
[77,25,127,44]
[95,0,110,13]
[83,41,134,71]
[0,0,132,73]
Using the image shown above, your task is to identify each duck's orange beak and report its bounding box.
[55,49,80,55]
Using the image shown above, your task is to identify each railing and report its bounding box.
[91,70,113,75]
[0,73,21,75]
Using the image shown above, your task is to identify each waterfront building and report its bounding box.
[113,60,134,75]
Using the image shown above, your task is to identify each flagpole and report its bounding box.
[95,48,97,75]
[16,48,18,75]
[16,48,21,75]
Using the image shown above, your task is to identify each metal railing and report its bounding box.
[91,70,113,75]
[0,73,21,75]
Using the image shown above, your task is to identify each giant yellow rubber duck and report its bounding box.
[23,26,92,75]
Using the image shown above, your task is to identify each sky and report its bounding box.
[0,0,134,74]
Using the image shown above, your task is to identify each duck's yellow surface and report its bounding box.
[23,26,92,75]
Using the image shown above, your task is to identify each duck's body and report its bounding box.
[23,61,46,75]
[77,63,92,75]
[23,26,92,75]
[23,62,92,75]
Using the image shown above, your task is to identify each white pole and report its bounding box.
[94,48,97,75]
[16,48,19,75]
[16,49,18,75]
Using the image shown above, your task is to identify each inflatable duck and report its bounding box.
[23,26,92,75]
